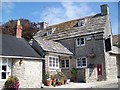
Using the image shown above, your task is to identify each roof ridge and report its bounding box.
[48,13,99,27]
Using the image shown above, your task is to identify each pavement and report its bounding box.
[43,79,119,88]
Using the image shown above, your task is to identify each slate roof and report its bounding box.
[35,13,107,40]
[0,34,42,59]
[34,37,73,55]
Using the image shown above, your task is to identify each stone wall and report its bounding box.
[85,68,97,83]
[117,55,120,78]
[58,33,106,82]
[105,53,118,80]
[12,58,42,88]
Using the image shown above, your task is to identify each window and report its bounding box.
[78,20,85,27]
[47,30,52,36]
[48,56,59,68]
[76,37,85,46]
[0,58,11,80]
[76,57,87,68]
[61,60,70,68]
[105,37,111,52]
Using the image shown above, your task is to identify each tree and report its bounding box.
[1,19,39,41]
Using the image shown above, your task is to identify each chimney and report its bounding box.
[101,4,109,15]
[39,22,48,29]
[16,19,23,38]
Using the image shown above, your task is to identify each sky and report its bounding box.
[1,1,119,34]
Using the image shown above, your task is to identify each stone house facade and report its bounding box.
[0,20,44,88]
[32,4,118,82]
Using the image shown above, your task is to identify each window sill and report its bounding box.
[61,68,70,69]
[49,67,60,69]
[0,79,7,81]
[76,67,87,69]
[76,44,85,47]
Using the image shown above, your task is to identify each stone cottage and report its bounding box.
[0,20,44,88]
[32,4,118,82]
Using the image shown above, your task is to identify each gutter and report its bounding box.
[0,55,45,60]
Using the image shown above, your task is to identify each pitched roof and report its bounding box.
[0,34,42,59]
[34,37,73,55]
[35,13,107,40]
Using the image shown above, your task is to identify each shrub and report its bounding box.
[4,76,19,89]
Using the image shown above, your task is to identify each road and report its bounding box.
[94,79,120,88]
[94,82,119,88]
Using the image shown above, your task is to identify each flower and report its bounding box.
[4,76,19,89]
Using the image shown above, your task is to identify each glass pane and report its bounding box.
[61,60,65,68]
[49,60,52,66]
[56,58,59,67]
[66,60,69,67]
[49,57,52,67]
[77,59,81,67]
[81,38,85,44]
[82,58,86,66]
[2,72,6,79]
[53,58,55,67]
[49,57,52,60]
[2,58,7,65]
[77,38,80,45]
[2,65,7,71]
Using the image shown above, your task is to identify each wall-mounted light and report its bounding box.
[19,59,23,65]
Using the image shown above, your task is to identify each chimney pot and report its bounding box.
[16,20,23,38]
[101,4,109,15]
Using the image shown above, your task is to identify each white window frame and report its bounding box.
[78,20,85,27]
[76,57,87,68]
[47,30,52,36]
[0,58,11,81]
[76,37,85,46]
[48,56,59,69]
[61,59,70,69]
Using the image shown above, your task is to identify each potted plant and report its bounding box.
[4,76,19,90]
[61,78,64,85]
[57,79,62,86]
[45,71,52,86]
[70,68,77,82]
[51,74,57,87]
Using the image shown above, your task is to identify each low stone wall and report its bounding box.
[12,59,42,88]
[85,68,97,83]
[105,53,118,80]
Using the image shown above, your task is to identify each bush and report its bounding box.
[4,76,19,89]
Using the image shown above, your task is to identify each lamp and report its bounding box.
[19,59,23,65]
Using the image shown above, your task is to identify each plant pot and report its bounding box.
[57,82,61,86]
[61,80,64,85]
[46,79,52,86]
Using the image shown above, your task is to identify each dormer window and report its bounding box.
[77,20,85,27]
[47,30,52,36]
